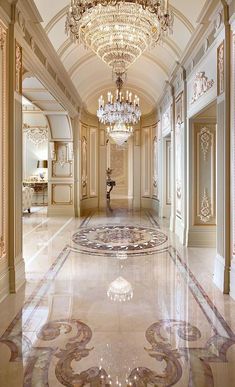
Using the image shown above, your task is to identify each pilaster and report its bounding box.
[214,4,231,293]
[8,4,25,293]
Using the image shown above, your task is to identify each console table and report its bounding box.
[23,181,48,205]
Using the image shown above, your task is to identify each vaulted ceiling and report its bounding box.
[33,0,208,115]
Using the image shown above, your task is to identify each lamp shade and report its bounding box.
[37,160,48,168]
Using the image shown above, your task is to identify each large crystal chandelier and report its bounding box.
[97,75,141,125]
[66,0,173,74]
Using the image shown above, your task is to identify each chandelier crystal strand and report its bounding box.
[66,0,174,74]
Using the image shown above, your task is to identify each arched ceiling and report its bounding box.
[33,0,208,115]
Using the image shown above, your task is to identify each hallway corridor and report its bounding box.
[0,206,235,386]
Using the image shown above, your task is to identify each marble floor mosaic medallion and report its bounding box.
[72,225,168,255]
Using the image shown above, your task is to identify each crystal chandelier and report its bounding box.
[97,75,141,125]
[66,0,174,74]
[107,122,133,145]
[107,276,133,302]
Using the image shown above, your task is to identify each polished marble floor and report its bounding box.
[1,203,235,386]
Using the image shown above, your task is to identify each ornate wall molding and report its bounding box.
[81,135,88,198]
[190,72,214,104]
[194,123,216,226]
[141,127,151,198]
[89,128,98,197]
[217,41,224,96]
[0,24,6,50]
[152,134,159,199]
[15,41,22,95]
[199,127,212,161]
[0,20,7,259]
[199,188,212,223]
[52,184,73,205]
[175,93,184,218]
[23,124,48,145]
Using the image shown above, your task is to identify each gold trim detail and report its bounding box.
[15,41,22,95]
[52,184,73,205]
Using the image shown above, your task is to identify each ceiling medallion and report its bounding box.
[66,0,174,74]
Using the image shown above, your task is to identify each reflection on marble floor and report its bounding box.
[1,206,235,386]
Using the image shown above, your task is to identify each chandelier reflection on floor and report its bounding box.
[66,0,173,74]
[107,276,133,302]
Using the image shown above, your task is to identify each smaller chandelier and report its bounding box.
[107,276,133,302]
[107,122,133,146]
[97,75,141,125]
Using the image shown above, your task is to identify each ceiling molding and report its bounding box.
[67,52,170,79]
[170,5,195,34]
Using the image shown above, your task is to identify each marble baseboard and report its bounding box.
[175,216,186,245]
[0,263,9,303]
[230,259,235,300]
[14,257,26,293]
[213,253,225,292]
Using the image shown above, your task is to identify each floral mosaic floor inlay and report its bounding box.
[72,225,168,255]
[1,208,235,386]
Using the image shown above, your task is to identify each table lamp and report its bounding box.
[37,160,48,180]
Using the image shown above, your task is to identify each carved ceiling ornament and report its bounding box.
[0,24,6,50]
[23,124,48,145]
[217,41,224,95]
[191,72,214,104]
[200,127,212,161]
[15,42,22,94]
[199,188,212,223]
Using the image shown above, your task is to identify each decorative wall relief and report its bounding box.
[15,41,22,95]
[0,23,6,49]
[142,127,151,197]
[200,127,212,160]
[110,142,128,196]
[52,143,73,177]
[49,142,56,160]
[23,124,48,145]
[199,188,212,223]
[81,135,88,198]
[89,128,98,197]
[152,125,159,199]
[162,106,171,136]
[217,41,224,95]
[191,72,214,104]
[0,21,7,259]
[175,93,184,218]
[166,140,172,205]
[194,123,216,225]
